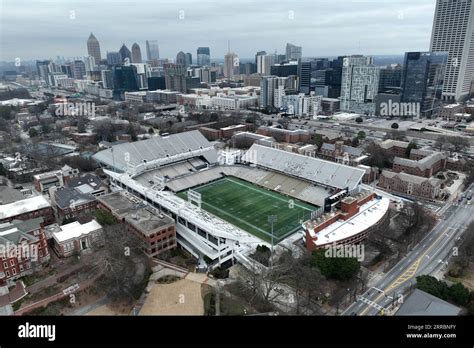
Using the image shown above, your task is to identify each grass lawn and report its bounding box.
[177,176,316,243]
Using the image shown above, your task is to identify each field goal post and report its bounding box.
[187,189,202,209]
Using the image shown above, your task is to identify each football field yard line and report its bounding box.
[223,177,314,211]
[182,176,317,242]
[200,200,271,236]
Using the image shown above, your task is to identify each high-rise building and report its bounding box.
[107,52,122,66]
[146,40,160,60]
[131,43,142,63]
[185,53,193,66]
[119,44,132,63]
[197,47,211,66]
[260,76,289,108]
[60,63,73,78]
[257,54,276,75]
[84,56,96,73]
[36,60,50,81]
[101,70,113,89]
[176,51,187,66]
[430,0,474,101]
[224,52,239,79]
[164,63,187,93]
[239,62,256,75]
[255,51,266,65]
[72,60,86,80]
[401,52,448,118]
[271,61,298,78]
[297,58,342,96]
[131,63,149,90]
[378,64,402,93]
[340,55,380,115]
[112,65,139,97]
[286,43,302,61]
[87,33,101,64]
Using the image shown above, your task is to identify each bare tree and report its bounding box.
[86,223,151,304]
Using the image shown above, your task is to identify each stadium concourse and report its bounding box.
[93,130,390,270]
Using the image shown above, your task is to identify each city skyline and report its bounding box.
[1,0,437,61]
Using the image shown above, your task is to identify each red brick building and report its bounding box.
[0,195,55,225]
[304,193,389,251]
[0,217,50,283]
[379,170,442,199]
[97,192,177,258]
[257,125,311,143]
[392,149,447,178]
[380,139,410,158]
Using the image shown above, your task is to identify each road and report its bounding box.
[342,184,474,316]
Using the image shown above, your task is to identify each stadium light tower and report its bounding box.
[268,215,277,267]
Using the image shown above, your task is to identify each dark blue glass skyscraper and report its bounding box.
[401,52,448,117]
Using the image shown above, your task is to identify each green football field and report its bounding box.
[177,176,317,243]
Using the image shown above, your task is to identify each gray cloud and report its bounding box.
[0,0,436,61]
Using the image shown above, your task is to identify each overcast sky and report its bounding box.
[0,0,437,61]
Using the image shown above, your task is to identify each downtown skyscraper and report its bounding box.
[131,43,142,63]
[401,52,448,117]
[430,0,474,102]
[286,43,302,61]
[197,47,211,66]
[340,55,380,115]
[87,33,101,64]
[146,40,160,60]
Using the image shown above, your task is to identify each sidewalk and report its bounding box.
[26,263,84,294]
[15,273,101,315]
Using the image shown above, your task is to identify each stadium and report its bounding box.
[93,130,390,270]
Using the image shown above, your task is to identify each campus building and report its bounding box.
[0,218,50,283]
[392,149,447,178]
[50,219,103,258]
[378,170,442,200]
[97,191,177,258]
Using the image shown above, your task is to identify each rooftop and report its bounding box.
[124,208,174,236]
[396,289,461,316]
[307,195,390,246]
[0,186,26,205]
[93,130,218,174]
[54,187,96,209]
[0,218,43,246]
[0,196,51,220]
[380,139,409,149]
[381,170,441,186]
[394,151,446,171]
[52,219,102,243]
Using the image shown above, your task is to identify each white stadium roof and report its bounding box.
[93,130,218,173]
[242,144,365,191]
